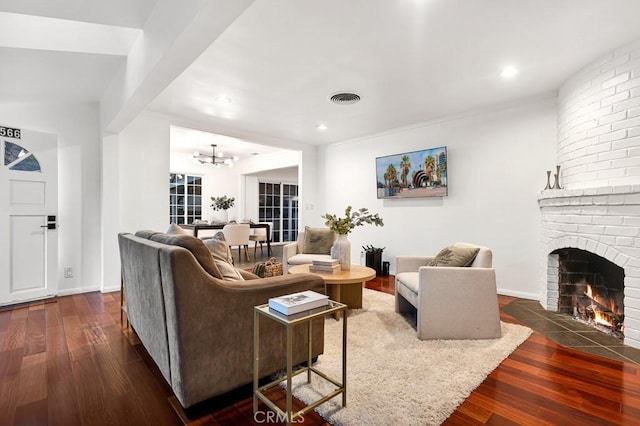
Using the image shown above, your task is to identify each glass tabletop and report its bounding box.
[255,299,346,325]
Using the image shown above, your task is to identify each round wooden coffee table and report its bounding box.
[288,264,376,319]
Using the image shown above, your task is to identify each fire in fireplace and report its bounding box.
[554,248,625,338]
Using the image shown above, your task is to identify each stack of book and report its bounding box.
[268,290,329,315]
[309,259,340,274]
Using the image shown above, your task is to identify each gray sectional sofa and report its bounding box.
[118,231,326,409]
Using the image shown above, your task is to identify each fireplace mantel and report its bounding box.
[538,185,640,203]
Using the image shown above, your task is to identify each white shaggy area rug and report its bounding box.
[286,288,532,426]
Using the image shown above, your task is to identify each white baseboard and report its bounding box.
[57,285,101,297]
[497,288,541,302]
[56,285,120,297]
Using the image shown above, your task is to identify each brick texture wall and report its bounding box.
[558,40,640,189]
[542,39,640,349]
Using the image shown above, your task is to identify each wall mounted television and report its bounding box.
[376,146,448,199]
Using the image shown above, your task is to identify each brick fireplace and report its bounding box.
[540,187,640,347]
[539,39,640,349]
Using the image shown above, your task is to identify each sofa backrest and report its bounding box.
[453,242,492,268]
[118,233,172,384]
[135,230,223,279]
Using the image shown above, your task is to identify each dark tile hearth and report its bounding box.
[502,298,640,365]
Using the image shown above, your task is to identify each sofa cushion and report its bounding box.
[396,272,420,308]
[167,223,188,235]
[302,227,334,254]
[288,253,334,266]
[396,272,419,294]
[428,246,479,267]
[149,233,223,279]
[203,232,244,281]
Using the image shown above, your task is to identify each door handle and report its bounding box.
[41,224,56,230]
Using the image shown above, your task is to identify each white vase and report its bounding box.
[331,234,351,271]
[209,209,228,224]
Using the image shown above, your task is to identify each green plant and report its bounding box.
[210,195,235,211]
[322,206,384,235]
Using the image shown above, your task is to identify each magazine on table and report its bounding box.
[312,259,340,267]
[309,264,340,274]
[268,290,329,315]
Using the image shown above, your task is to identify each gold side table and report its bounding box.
[253,300,347,425]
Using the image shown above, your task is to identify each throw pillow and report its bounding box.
[149,233,223,279]
[302,226,335,254]
[203,232,244,281]
[167,222,188,235]
[428,246,480,267]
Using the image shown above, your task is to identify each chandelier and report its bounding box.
[193,144,238,167]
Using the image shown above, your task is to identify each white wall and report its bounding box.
[318,97,557,298]
[102,111,171,290]
[0,102,102,295]
[118,112,170,233]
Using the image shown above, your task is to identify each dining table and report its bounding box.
[181,222,272,256]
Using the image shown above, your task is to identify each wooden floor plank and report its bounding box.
[0,375,19,425]
[0,308,27,352]
[13,397,48,425]
[16,352,47,406]
[24,308,46,356]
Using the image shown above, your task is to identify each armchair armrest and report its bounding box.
[396,256,434,273]
[283,241,299,260]
[283,241,299,274]
[419,266,496,292]
[417,266,500,339]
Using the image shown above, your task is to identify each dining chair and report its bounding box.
[249,222,272,256]
[222,223,251,262]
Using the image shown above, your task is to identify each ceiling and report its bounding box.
[3,0,640,149]
[170,125,284,159]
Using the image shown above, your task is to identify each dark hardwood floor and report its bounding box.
[1,276,640,425]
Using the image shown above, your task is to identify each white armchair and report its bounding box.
[395,242,501,340]
[283,229,335,274]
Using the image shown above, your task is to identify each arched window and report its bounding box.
[4,141,41,172]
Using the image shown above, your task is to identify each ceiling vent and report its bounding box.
[330,92,361,105]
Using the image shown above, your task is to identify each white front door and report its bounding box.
[0,126,58,306]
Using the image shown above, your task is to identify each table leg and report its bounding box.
[286,325,293,425]
[342,309,347,407]
[338,282,364,308]
[307,320,312,383]
[327,284,342,320]
[253,310,259,414]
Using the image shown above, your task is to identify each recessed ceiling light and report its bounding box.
[317,124,328,131]
[500,66,518,78]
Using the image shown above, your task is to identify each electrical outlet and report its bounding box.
[64,267,73,278]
